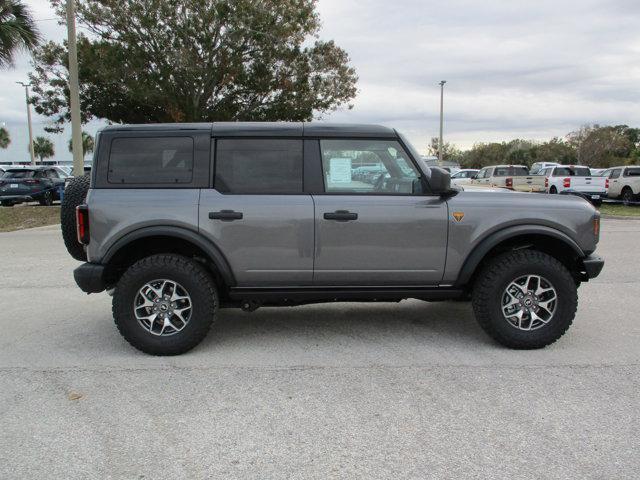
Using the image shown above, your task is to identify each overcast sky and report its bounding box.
[1,0,639,163]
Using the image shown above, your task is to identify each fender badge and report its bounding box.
[453,212,465,222]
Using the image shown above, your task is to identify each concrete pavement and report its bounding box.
[0,220,638,479]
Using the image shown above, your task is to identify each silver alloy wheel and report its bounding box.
[502,275,557,331]
[134,279,192,336]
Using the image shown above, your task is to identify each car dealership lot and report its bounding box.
[0,221,638,479]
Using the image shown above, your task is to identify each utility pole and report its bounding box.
[438,80,446,166]
[16,82,35,165]
[66,0,84,176]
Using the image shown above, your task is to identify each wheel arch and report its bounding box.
[455,225,585,288]
[102,226,236,288]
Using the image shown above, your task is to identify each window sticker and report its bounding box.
[329,158,352,183]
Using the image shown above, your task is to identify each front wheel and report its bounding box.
[112,254,218,355]
[472,250,577,349]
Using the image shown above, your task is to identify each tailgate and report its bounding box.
[569,177,607,193]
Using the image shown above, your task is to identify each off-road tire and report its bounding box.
[61,175,90,261]
[112,254,218,355]
[472,250,577,349]
[38,190,54,206]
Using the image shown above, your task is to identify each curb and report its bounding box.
[600,215,640,221]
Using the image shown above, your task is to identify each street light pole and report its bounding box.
[66,0,84,176]
[16,82,36,165]
[438,80,446,166]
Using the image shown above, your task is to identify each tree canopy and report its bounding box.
[32,136,54,162]
[68,130,94,158]
[0,126,10,149]
[30,0,358,132]
[0,0,40,68]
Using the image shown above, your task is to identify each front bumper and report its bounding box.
[581,254,604,280]
[74,263,107,293]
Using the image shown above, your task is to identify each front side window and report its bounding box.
[215,139,303,194]
[320,139,419,194]
[108,137,194,184]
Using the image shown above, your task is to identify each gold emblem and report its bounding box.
[453,211,465,222]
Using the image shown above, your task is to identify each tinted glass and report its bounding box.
[215,139,303,194]
[625,167,640,177]
[3,169,36,178]
[494,166,528,176]
[320,139,419,194]
[610,169,621,179]
[108,137,194,184]
[554,167,591,176]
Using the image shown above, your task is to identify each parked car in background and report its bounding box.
[53,166,72,179]
[470,165,529,189]
[530,162,560,175]
[450,169,479,186]
[0,165,11,176]
[602,166,640,204]
[538,165,606,205]
[0,166,66,206]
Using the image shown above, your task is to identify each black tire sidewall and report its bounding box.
[113,257,217,355]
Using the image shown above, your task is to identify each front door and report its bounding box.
[312,138,448,286]
[199,138,314,286]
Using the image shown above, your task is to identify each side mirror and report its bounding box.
[429,167,451,194]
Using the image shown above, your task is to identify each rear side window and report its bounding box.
[215,139,303,194]
[108,137,194,184]
[625,167,640,177]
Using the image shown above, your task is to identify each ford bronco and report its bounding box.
[61,123,604,355]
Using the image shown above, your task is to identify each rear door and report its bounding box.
[608,168,623,197]
[198,138,314,286]
[310,138,448,286]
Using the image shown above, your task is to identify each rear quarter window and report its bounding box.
[625,167,640,177]
[107,137,194,184]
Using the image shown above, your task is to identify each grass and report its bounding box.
[598,203,640,217]
[0,205,61,232]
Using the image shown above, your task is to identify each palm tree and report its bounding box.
[0,0,41,68]
[68,131,95,158]
[0,126,9,149]
[32,135,54,163]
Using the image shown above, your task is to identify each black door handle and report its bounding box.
[323,210,358,221]
[209,210,243,221]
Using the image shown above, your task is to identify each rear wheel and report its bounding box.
[472,250,577,349]
[38,190,53,206]
[622,187,634,206]
[112,254,218,355]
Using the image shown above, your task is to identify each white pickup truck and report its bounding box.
[537,165,606,201]
[601,165,640,204]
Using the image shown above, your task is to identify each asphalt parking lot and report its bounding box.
[0,219,638,479]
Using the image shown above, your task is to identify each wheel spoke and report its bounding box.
[502,274,557,331]
[133,279,192,336]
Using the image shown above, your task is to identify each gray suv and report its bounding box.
[63,123,604,355]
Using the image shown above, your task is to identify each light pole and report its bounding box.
[438,80,446,166]
[66,0,84,176]
[16,81,36,165]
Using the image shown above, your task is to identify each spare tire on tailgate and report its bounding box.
[61,175,90,261]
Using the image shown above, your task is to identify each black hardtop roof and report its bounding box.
[100,122,398,138]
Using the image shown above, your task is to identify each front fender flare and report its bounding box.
[454,224,584,287]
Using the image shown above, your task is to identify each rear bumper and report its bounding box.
[581,254,604,280]
[74,263,107,293]
[0,194,33,204]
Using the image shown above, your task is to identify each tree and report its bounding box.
[29,0,358,133]
[68,130,94,157]
[0,0,40,68]
[32,136,54,162]
[568,125,633,167]
[427,136,462,163]
[531,138,577,165]
[0,126,9,149]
